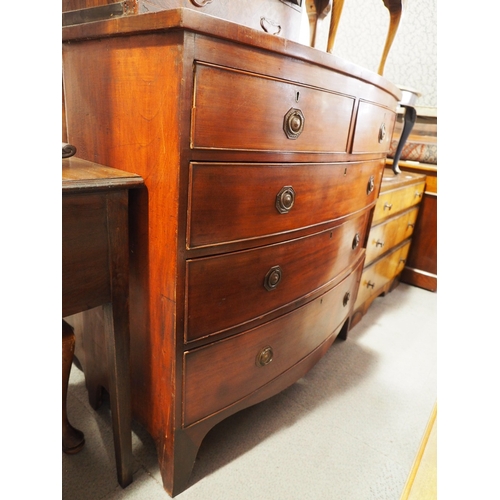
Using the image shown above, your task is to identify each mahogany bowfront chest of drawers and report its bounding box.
[62,9,400,496]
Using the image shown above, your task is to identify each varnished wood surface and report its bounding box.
[349,168,425,330]
[63,157,143,191]
[62,0,304,43]
[186,214,369,344]
[63,14,400,496]
[365,206,418,265]
[188,161,384,249]
[183,256,363,427]
[62,8,401,102]
[372,174,425,225]
[63,159,142,487]
[397,162,437,291]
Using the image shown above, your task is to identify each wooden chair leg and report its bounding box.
[378,0,403,75]
[62,320,85,454]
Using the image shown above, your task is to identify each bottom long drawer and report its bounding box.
[182,257,363,427]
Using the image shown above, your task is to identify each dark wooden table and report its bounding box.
[62,157,143,487]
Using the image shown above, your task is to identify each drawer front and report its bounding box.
[185,213,370,342]
[191,63,355,153]
[183,258,363,427]
[372,180,426,224]
[355,240,411,308]
[188,160,384,248]
[352,100,396,154]
[365,206,419,265]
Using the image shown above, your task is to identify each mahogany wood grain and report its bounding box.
[62,0,304,43]
[398,163,437,291]
[186,214,369,343]
[63,12,400,496]
[188,160,384,248]
[184,256,363,427]
[192,62,354,153]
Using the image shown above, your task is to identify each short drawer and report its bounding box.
[183,258,363,427]
[372,179,426,225]
[191,62,355,153]
[365,206,419,266]
[187,160,384,248]
[185,213,370,342]
[352,100,396,154]
[355,240,411,309]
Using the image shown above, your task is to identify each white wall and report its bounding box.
[311,0,437,108]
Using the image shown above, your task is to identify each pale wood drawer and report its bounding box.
[185,212,370,342]
[183,257,363,427]
[355,240,411,309]
[365,206,419,266]
[187,160,384,248]
[191,62,355,153]
[352,100,396,154]
[372,179,426,225]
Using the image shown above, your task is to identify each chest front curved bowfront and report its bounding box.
[63,9,400,496]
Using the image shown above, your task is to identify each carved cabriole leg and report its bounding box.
[378,0,403,75]
[62,319,85,454]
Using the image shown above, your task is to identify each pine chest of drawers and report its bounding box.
[349,168,426,330]
[62,9,400,496]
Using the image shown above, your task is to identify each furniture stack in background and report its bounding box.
[349,168,426,330]
[387,107,437,292]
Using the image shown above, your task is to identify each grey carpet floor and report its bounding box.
[63,282,437,500]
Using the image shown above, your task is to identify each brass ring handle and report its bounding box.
[378,122,386,143]
[276,186,295,214]
[407,223,414,229]
[376,240,384,248]
[399,258,407,265]
[283,108,305,139]
[352,233,360,250]
[366,281,375,289]
[367,175,375,195]
[415,191,422,197]
[260,17,282,35]
[264,265,282,291]
[384,202,393,211]
[256,346,274,367]
[343,292,351,307]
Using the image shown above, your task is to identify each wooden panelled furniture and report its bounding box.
[396,160,437,292]
[349,168,426,329]
[62,156,143,487]
[62,7,401,496]
[386,106,437,292]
